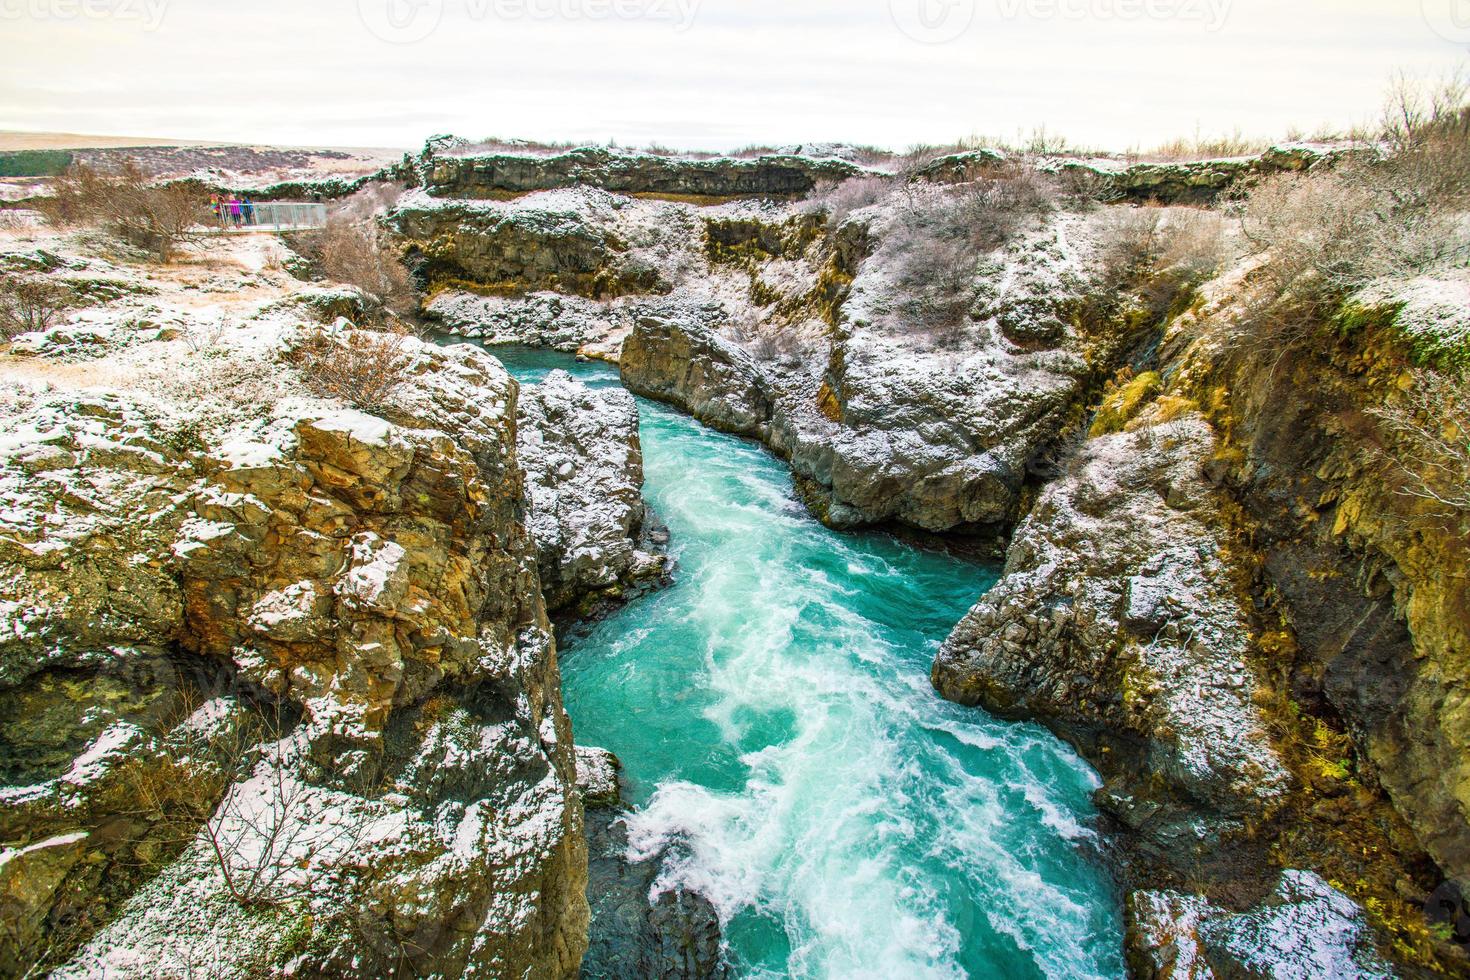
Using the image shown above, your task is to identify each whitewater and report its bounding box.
[494,348,1122,979]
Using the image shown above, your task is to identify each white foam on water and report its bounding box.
[546,388,1122,979]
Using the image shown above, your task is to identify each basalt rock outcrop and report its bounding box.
[1154,276,1470,916]
[932,415,1293,877]
[620,310,774,440]
[392,157,1175,539]
[426,289,620,352]
[912,143,1348,204]
[387,188,663,299]
[616,208,1140,536]
[420,146,870,200]
[934,256,1470,972]
[0,335,589,978]
[517,369,666,615]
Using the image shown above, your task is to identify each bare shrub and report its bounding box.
[1370,368,1470,514]
[747,333,778,361]
[182,315,230,355]
[1230,77,1470,346]
[43,160,206,262]
[289,218,418,317]
[127,697,368,913]
[0,276,70,338]
[1056,165,1121,206]
[884,166,1057,333]
[438,136,581,157]
[1094,207,1227,296]
[201,748,366,909]
[910,162,1056,252]
[1082,205,1228,342]
[0,208,43,232]
[289,328,416,410]
[804,176,894,229]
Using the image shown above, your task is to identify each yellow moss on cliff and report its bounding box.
[1151,292,1470,974]
[1090,370,1162,437]
[816,380,842,423]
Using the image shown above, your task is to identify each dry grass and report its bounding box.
[439,136,584,157]
[1129,129,1272,163]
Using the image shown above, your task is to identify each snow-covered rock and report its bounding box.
[933,415,1292,858]
[517,369,665,613]
[420,144,871,199]
[1127,871,1394,979]
[387,187,662,299]
[0,232,589,978]
[620,308,773,439]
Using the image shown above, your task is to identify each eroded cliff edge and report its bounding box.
[0,233,610,978]
[934,260,1470,974]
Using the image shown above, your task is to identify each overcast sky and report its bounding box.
[1,0,1465,151]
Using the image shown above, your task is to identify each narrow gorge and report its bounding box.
[2,128,1467,980]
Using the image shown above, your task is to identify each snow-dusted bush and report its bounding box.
[883,164,1058,332]
[43,160,206,262]
[1232,78,1470,342]
[288,217,418,317]
[0,276,70,339]
[1092,206,1228,314]
[804,176,894,230]
[289,328,416,410]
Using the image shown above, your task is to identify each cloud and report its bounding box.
[0,0,1460,150]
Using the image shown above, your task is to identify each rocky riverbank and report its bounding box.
[0,229,653,977]
[385,140,1469,975]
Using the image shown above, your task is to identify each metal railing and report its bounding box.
[206,201,327,232]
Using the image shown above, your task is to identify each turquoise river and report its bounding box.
[493,347,1123,980]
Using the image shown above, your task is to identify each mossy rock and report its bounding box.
[1090,371,1163,437]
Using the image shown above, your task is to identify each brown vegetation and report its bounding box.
[288,327,416,410]
[886,163,1057,331]
[1092,206,1228,316]
[42,160,206,262]
[288,194,418,318]
[1231,77,1470,343]
[0,276,70,339]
